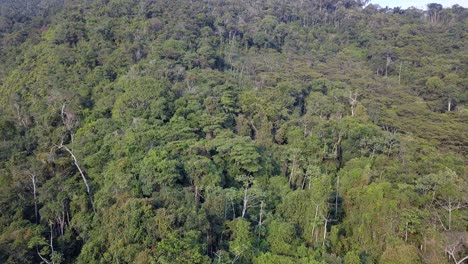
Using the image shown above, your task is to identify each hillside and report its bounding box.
[0,1,467,263]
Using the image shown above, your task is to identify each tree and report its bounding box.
[139,147,181,195]
[112,77,174,124]
[380,242,420,264]
[54,140,95,212]
[427,3,443,24]
[185,155,221,202]
[266,219,302,256]
[417,168,467,231]
[344,251,361,264]
[155,231,210,264]
[227,218,255,262]
[443,232,468,264]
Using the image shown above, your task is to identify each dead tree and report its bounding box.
[54,139,96,213]
[348,90,358,117]
[29,173,39,224]
[444,232,468,264]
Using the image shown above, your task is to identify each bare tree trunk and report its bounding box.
[58,203,67,236]
[37,249,52,264]
[322,217,328,247]
[61,103,66,126]
[60,145,90,194]
[241,187,248,218]
[58,214,65,237]
[258,201,264,238]
[448,198,452,231]
[457,257,468,264]
[249,120,258,140]
[348,91,358,117]
[385,63,388,78]
[30,173,38,224]
[405,222,408,242]
[385,55,391,78]
[231,199,236,219]
[398,61,402,85]
[448,98,452,112]
[58,142,96,213]
[49,223,55,264]
[446,242,468,264]
[442,198,463,232]
[289,157,296,186]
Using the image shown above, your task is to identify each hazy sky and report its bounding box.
[369,0,468,9]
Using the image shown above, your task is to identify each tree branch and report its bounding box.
[456,255,468,264]
[37,248,51,264]
[56,141,96,213]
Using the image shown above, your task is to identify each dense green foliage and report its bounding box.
[0,0,467,263]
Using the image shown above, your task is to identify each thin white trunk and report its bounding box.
[30,173,38,224]
[405,222,408,242]
[241,187,248,218]
[448,198,452,231]
[231,200,236,219]
[258,201,264,237]
[446,247,468,264]
[385,55,391,78]
[49,224,55,264]
[61,145,90,194]
[61,103,66,125]
[289,158,296,185]
[322,218,327,246]
[348,91,358,117]
[58,142,96,213]
[37,249,51,264]
[456,256,468,264]
[398,61,402,85]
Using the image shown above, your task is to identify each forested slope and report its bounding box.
[0,0,467,263]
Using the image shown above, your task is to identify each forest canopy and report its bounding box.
[0,0,467,263]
